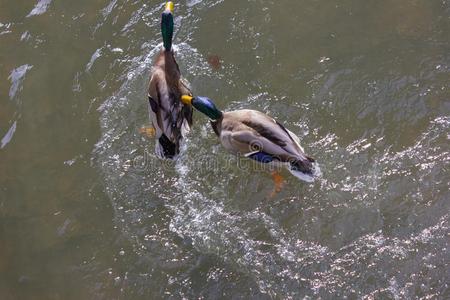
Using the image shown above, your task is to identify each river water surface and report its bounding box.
[1,0,450,299]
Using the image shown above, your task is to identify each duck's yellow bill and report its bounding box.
[181,95,193,105]
[165,2,174,13]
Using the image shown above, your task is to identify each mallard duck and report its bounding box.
[146,2,193,159]
[181,95,318,183]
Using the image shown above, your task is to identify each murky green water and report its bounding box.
[1,0,450,299]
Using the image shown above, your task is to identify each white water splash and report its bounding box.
[92,2,450,297]
[8,64,33,100]
[86,48,102,72]
[27,0,52,17]
[1,121,17,149]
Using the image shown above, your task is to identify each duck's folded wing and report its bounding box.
[230,130,293,159]
[231,130,314,169]
[148,74,184,141]
[238,113,304,157]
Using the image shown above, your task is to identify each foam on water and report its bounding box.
[8,64,33,100]
[92,1,450,298]
[94,40,450,295]
[26,0,52,17]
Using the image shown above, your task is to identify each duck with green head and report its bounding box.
[146,2,193,159]
[181,95,318,183]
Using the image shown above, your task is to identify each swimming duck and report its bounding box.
[181,95,317,183]
[146,2,193,159]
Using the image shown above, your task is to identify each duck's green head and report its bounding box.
[181,95,223,120]
[161,2,174,51]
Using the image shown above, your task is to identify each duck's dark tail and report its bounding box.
[156,134,179,159]
[288,156,316,183]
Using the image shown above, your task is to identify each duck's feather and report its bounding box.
[220,110,301,157]
[147,50,193,158]
[246,151,275,163]
[216,109,314,174]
